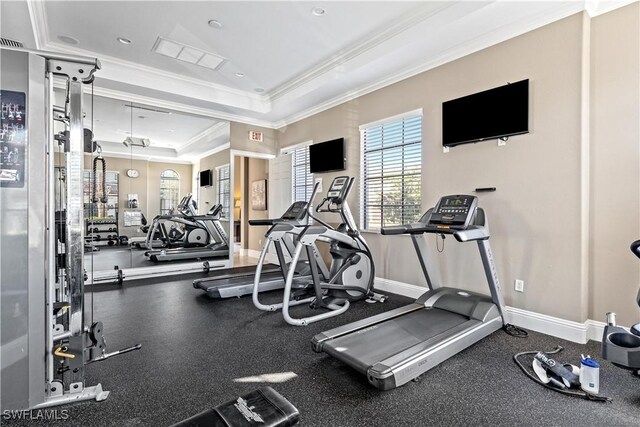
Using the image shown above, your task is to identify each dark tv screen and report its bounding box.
[309,138,346,173]
[442,79,529,147]
[199,169,212,187]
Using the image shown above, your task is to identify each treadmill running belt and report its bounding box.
[323,308,468,374]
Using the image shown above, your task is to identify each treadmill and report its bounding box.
[192,198,330,299]
[146,202,230,262]
[311,195,506,390]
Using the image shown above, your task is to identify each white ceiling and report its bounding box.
[1,0,636,161]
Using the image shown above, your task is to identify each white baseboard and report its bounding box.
[374,277,606,344]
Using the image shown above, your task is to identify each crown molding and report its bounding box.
[29,0,635,135]
[26,0,48,49]
[196,142,231,162]
[584,0,637,17]
[94,149,194,165]
[44,41,271,114]
[179,122,229,154]
[269,3,453,102]
[273,1,585,128]
[51,79,276,128]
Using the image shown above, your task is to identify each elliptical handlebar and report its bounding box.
[380,225,408,235]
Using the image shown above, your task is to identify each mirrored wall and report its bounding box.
[54,88,232,283]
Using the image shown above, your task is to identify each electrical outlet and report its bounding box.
[514,279,524,293]
[259,239,262,245]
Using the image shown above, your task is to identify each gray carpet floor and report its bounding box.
[4,275,640,426]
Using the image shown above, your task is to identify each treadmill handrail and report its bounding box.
[248,219,276,226]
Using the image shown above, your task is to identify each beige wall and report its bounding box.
[81,155,193,238]
[589,3,640,325]
[230,122,278,155]
[198,148,231,237]
[273,10,640,324]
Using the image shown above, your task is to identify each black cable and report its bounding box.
[435,233,445,252]
[90,79,94,325]
[504,323,529,338]
[513,347,612,403]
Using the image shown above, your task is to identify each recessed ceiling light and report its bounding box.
[235,72,245,78]
[312,7,327,16]
[124,131,131,134]
[254,88,265,93]
[167,129,175,133]
[208,19,223,29]
[138,115,146,119]
[117,37,132,45]
[58,35,79,45]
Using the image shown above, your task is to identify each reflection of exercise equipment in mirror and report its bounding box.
[143,193,230,262]
[0,46,140,410]
[601,240,640,376]
[193,187,330,299]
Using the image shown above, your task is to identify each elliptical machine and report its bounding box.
[601,240,640,376]
[254,176,384,326]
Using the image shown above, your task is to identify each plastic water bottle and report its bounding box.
[579,358,600,394]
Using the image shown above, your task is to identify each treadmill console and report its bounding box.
[280,201,308,221]
[427,195,478,229]
[327,176,349,203]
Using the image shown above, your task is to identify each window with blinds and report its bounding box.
[361,114,422,231]
[291,146,313,202]
[216,164,230,219]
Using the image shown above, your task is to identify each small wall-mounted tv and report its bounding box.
[442,79,529,147]
[199,169,212,187]
[309,138,346,173]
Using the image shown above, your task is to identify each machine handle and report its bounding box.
[54,346,76,359]
[270,223,295,232]
[631,240,640,259]
[298,225,328,239]
[381,226,408,235]
[248,219,274,226]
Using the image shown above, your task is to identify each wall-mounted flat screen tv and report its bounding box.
[199,169,212,187]
[309,138,346,173]
[442,79,529,147]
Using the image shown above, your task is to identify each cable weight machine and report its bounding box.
[0,46,140,411]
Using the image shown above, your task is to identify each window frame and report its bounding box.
[159,169,180,215]
[290,144,314,203]
[216,163,230,220]
[359,109,423,233]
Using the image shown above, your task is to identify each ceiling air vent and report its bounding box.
[0,38,24,48]
[151,37,226,71]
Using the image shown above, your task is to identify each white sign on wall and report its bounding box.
[248,130,263,142]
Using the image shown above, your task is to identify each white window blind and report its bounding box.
[361,114,422,231]
[159,169,180,215]
[216,164,230,219]
[291,146,313,202]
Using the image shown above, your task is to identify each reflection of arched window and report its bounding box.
[160,169,180,214]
